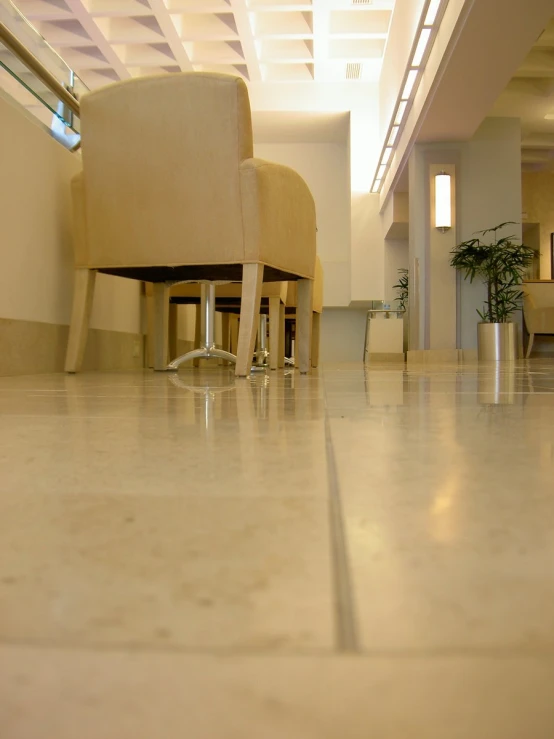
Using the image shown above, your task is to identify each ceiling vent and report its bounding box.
[352,0,373,5]
[346,62,362,80]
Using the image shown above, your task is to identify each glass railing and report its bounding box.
[0,0,86,148]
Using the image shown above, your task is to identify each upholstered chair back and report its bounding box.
[79,73,254,269]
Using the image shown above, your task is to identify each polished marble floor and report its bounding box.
[1,361,554,737]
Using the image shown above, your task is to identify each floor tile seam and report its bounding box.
[0,492,330,502]
[15,393,327,398]
[2,637,553,662]
[0,637,335,659]
[322,384,360,654]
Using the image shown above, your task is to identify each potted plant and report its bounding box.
[449,222,534,360]
[393,268,409,351]
[393,268,409,312]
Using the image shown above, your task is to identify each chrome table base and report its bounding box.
[167,283,237,371]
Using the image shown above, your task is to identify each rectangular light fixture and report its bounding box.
[369,0,441,197]
[394,101,407,125]
[412,27,431,67]
[424,0,441,26]
[401,69,418,100]
[434,172,452,231]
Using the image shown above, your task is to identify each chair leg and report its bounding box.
[236,263,264,377]
[221,313,230,351]
[311,311,321,368]
[296,279,313,374]
[65,268,96,373]
[153,282,169,371]
[269,296,280,370]
[168,303,178,361]
[278,303,286,369]
[193,302,201,368]
[145,291,155,369]
[526,332,535,359]
[229,314,239,355]
[220,312,231,365]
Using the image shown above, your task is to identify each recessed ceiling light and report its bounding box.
[388,126,400,146]
[394,101,407,125]
[401,69,418,99]
[424,0,442,26]
[545,113,554,120]
[412,28,431,67]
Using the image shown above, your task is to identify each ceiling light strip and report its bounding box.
[370,0,449,194]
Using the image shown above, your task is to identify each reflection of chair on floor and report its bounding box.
[167,373,237,438]
[523,281,554,358]
[64,72,316,377]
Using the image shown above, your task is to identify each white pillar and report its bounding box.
[408,144,461,351]
[408,118,522,354]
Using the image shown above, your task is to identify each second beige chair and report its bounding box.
[149,258,323,370]
[145,280,288,370]
[523,281,554,358]
[65,72,316,377]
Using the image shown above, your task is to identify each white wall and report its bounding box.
[351,193,385,302]
[407,118,522,352]
[248,82,380,193]
[459,117,522,349]
[0,92,141,336]
[384,239,409,306]
[254,141,351,307]
[320,308,368,364]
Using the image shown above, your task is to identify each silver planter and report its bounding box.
[477,322,518,361]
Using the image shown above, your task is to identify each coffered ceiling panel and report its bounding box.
[12,0,395,88]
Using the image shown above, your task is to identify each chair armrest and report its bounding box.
[240,158,316,279]
[313,257,324,313]
[524,305,554,334]
[523,291,537,310]
[531,306,554,334]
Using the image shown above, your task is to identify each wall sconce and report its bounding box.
[434,172,452,232]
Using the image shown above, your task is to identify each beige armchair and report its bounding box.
[523,280,554,358]
[65,72,316,377]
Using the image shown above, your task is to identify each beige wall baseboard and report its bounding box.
[0,317,144,377]
[365,352,405,363]
[407,349,479,364]
[460,349,478,363]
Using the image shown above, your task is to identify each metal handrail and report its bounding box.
[0,20,80,118]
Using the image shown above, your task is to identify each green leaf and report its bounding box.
[449,223,534,322]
